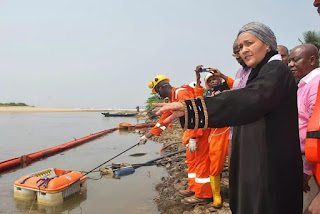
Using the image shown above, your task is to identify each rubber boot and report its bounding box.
[179,189,195,197]
[210,175,222,208]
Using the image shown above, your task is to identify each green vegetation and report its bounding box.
[299,30,320,66]
[299,30,320,50]
[145,94,164,111]
[0,102,29,106]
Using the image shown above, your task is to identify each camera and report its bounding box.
[198,67,211,73]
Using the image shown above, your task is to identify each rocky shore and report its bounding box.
[137,112,231,214]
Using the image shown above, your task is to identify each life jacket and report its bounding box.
[305,82,320,182]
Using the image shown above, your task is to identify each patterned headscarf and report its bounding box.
[238,22,277,51]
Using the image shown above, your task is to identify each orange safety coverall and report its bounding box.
[195,77,234,178]
[306,83,320,183]
[150,86,198,193]
[182,84,220,199]
[182,130,196,193]
[191,128,212,198]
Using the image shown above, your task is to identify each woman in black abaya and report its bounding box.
[154,22,303,214]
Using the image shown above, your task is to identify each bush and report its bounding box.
[145,94,164,111]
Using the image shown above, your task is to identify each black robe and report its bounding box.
[204,53,303,214]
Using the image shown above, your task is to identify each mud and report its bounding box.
[138,119,232,214]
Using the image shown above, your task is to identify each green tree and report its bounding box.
[299,30,320,49]
[0,102,29,106]
[299,30,320,65]
[145,94,164,111]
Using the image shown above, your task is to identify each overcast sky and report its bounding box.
[0,0,318,108]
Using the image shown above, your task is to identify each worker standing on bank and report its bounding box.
[139,75,212,204]
[193,65,234,208]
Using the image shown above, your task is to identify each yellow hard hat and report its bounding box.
[148,75,170,93]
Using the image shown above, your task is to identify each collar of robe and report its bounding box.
[247,50,278,84]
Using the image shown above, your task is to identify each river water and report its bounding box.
[0,112,167,214]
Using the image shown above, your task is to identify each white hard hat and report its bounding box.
[204,73,224,89]
[204,73,213,89]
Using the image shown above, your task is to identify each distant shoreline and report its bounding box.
[0,106,139,113]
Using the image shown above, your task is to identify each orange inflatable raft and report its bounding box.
[14,168,87,205]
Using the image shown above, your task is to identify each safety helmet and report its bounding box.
[148,75,170,93]
[189,81,196,88]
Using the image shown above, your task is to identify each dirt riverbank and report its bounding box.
[137,113,231,214]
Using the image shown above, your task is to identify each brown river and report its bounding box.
[0,112,167,214]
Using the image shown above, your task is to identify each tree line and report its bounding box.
[0,102,29,106]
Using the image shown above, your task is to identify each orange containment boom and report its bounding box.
[0,122,156,174]
[0,128,117,174]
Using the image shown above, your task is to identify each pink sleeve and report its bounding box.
[307,91,317,118]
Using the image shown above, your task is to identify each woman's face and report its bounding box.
[238,32,269,68]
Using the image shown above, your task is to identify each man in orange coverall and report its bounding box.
[193,65,234,208]
[139,74,213,205]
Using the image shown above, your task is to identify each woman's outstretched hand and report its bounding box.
[153,102,185,124]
